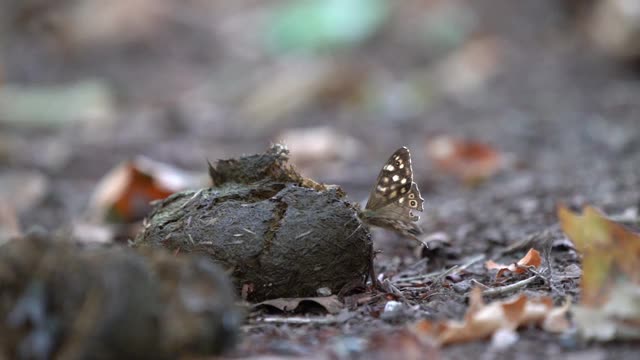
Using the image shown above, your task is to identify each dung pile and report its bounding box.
[134,144,373,301]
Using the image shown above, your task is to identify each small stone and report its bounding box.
[316,287,332,296]
[452,280,471,294]
[381,301,406,322]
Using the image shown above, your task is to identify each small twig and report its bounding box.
[406,257,429,271]
[422,291,446,301]
[356,293,386,305]
[458,254,487,272]
[469,279,491,290]
[345,223,363,241]
[495,230,550,257]
[295,230,313,240]
[479,275,540,297]
[178,189,203,210]
[381,279,408,302]
[393,270,442,284]
[396,286,429,292]
[392,254,486,284]
[255,316,341,325]
[434,265,460,284]
[525,266,549,285]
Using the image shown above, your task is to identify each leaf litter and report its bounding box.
[412,287,570,346]
[4,0,640,358]
[559,205,640,341]
[485,248,542,279]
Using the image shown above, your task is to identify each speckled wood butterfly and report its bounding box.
[360,147,425,244]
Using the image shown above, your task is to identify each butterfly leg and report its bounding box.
[367,249,386,291]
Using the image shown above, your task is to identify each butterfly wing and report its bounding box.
[365,216,423,240]
[365,147,414,210]
[364,183,424,238]
[362,147,425,241]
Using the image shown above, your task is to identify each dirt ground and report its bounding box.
[2,0,640,359]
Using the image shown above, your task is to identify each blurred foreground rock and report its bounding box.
[134,145,373,302]
[0,232,241,359]
[590,0,640,59]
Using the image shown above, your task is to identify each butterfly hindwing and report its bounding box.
[362,147,425,241]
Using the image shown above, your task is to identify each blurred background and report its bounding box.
[1,0,640,244]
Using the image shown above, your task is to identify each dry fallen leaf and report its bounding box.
[366,328,440,360]
[426,135,502,184]
[88,157,204,223]
[240,59,367,130]
[434,36,503,97]
[558,205,640,306]
[254,296,344,315]
[572,283,640,341]
[558,204,640,340]
[0,204,21,245]
[589,0,640,60]
[49,0,170,48]
[485,248,542,279]
[278,126,363,166]
[0,171,48,213]
[413,288,569,346]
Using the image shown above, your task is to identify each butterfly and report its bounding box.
[360,147,425,245]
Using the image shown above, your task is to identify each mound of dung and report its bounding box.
[0,232,240,359]
[134,145,373,301]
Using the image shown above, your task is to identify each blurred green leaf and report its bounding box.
[268,0,389,53]
[0,80,114,128]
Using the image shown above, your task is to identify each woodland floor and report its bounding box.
[2,0,640,359]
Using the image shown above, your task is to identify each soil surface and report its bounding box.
[2,0,640,359]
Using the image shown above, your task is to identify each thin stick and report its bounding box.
[406,257,429,271]
[255,316,342,325]
[469,279,491,290]
[434,265,460,284]
[393,254,486,284]
[295,230,313,239]
[479,275,539,297]
[178,189,203,210]
[457,254,487,272]
[345,223,363,241]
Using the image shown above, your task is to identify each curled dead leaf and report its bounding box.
[558,204,640,306]
[240,59,367,129]
[254,296,344,315]
[88,157,204,223]
[485,248,542,279]
[278,126,362,166]
[558,204,640,341]
[426,135,502,184]
[413,288,569,346]
[434,36,503,97]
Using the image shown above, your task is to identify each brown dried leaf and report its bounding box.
[485,248,542,279]
[0,204,21,244]
[426,135,502,184]
[558,205,640,306]
[88,157,203,223]
[254,295,344,315]
[413,288,569,346]
[434,36,503,97]
[278,126,362,167]
[558,204,640,341]
[240,59,366,129]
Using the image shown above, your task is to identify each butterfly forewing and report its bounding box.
[362,147,425,241]
[365,147,414,210]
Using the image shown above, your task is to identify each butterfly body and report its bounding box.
[360,147,425,242]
